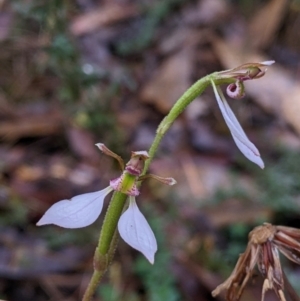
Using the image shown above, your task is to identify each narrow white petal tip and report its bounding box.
[132,150,150,158]
[257,158,265,169]
[36,220,47,226]
[251,155,264,169]
[211,80,265,169]
[167,178,177,186]
[232,135,265,169]
[148,255,155,265]
[118,197,157,264]
[36,186,113,229]
[95,143,105,150]
[255,156,265,169]
[260,60,275,66]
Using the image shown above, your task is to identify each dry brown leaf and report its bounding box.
[66,126,100,161]
[150,155,231,201]
[70,4,138,36]
[117,105,148,137]
[140,49,193,114]
[40,274,84,301]
[195,0,230,25]
[159,27,199,54]
[0,11,13,41]
[176,252,223,293]
[0,242,90,278]
[201,199,273,228]
[248,0,289,49]
[0,115,63,140]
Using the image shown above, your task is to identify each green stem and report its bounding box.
[82,229,120,301]
[143,74,235,172]
[82,271,102,301]
[82,192,127,301]
[143,73,212,172]
[82,70,232,301]
[97,191,127,254]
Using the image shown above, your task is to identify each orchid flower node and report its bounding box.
[37,143,176,264]
[208,61,275,168]
[211,79,264,168]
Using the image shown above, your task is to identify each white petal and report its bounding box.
[132,150,149,157]
[231,135,264,168]
[260,60,275,66]
[37,186,113,228]
[211,80,264,168]
[118,196,157,264]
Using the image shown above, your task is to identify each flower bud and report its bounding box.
[218,61,275,81]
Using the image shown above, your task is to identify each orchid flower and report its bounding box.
[211,80,264,168]
[37,144,176,264]
[211,61,275,168]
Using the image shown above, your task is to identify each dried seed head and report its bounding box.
[249,223,276,245]
[212,223,300,301]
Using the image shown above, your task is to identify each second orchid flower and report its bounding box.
[211,61,275,169]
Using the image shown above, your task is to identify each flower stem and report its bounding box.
[97,191,127,255]
[82,228,119,301]
[143,73,214,172]
[143,73,236,172]
[82,271,102,301]
[82,192,126,301]
[82,70,231,301]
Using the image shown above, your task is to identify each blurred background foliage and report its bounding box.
[1,0,300,300]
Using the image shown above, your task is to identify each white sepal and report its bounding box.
[36,186,113,228]
[211,80,264,169]
[118,196,157,264]
[260,60,275,66]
